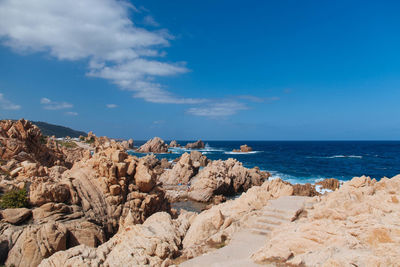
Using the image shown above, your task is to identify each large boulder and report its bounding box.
[137,137,168,153]
[185,140,205,149]
[188,158,269,202]
[39,212,194,267]
[134,158,157,193]
[29,180,71,206]
[1,208,32,224]
[159,151,209,185]
[6,222,68,267]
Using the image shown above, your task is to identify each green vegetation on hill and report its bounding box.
[32,121,86,138]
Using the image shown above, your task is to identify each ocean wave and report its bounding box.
[267,170,344,185]
[307,155,362,159]
[168,145,225,153]
[224,151,261,155]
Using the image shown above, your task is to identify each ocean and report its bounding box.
[130,141,400,184]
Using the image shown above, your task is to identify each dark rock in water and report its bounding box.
[185,140,205,149]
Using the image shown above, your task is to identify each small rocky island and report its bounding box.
[232,144,253,152]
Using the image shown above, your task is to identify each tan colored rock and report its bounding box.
[29,180,71,206]
[232,144,253,152]
[137,137,168,153]
[1,208,32,224]
[169,140,179,147]
[39,212,192,267]
[188,158,269,202]
[182,179,294,258]
[316,178,341,191]
[111,150,127,163]
[0,119,66,166]
[134,158,157,193]
[292,183,319,196]
[65,220,107,247]
[251,175,400,266]
[6,222,68,267]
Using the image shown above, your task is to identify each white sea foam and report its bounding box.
[224,151,261,155]
[307,155,362,159]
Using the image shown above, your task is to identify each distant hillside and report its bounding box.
[32,121,86,138]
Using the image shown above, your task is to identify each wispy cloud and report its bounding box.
[0,93,21,110]
[0,0,200,104]
[65,111,78,116]
[238,95,280,103]
[106,104,118,108]
[143,15,160,27]
[187,101,248,118]
[40,97,73,110]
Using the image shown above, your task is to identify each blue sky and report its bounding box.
[1,0,400,140]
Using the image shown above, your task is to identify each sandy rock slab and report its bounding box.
[39,212,195,267]
[1,208,32,224]
[251,175,400,266]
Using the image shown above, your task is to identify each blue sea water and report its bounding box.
[130,141,400,184]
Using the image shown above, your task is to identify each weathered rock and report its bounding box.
[251,175,400,266]
[39,212,193,267]
[1,208,32,224]
[137,137,168,153]
[182,178,294,258]
[169,140,180,147]
[316,178,341,191]
[65,220,107,248]
[185,140,205,149]
[188,158,269,202]
[134,157,157,193]
[159,152,208,185]
[29,180,71,206]
[292,183,319,197]
[6,222,68,267]
[0,119,65,167]
[232,144,253,152]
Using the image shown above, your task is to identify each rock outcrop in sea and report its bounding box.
[185,140,205,149]
[232,144,253,152]
[137,137,169,153]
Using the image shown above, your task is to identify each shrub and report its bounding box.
[56,140,78,148]
[84,139,95,144]
[40,135,48,144]
[0,188,29,209]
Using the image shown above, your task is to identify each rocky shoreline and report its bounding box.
[0,119,398,266]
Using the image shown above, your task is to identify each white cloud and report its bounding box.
[187,101,248,118]
[40,97,73,110]
[0,0,198,104]
[65,111,78,116]
[106,104,118,108]
[0,93,21,110]
[143,15,160,27]
[238,95,280,103]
